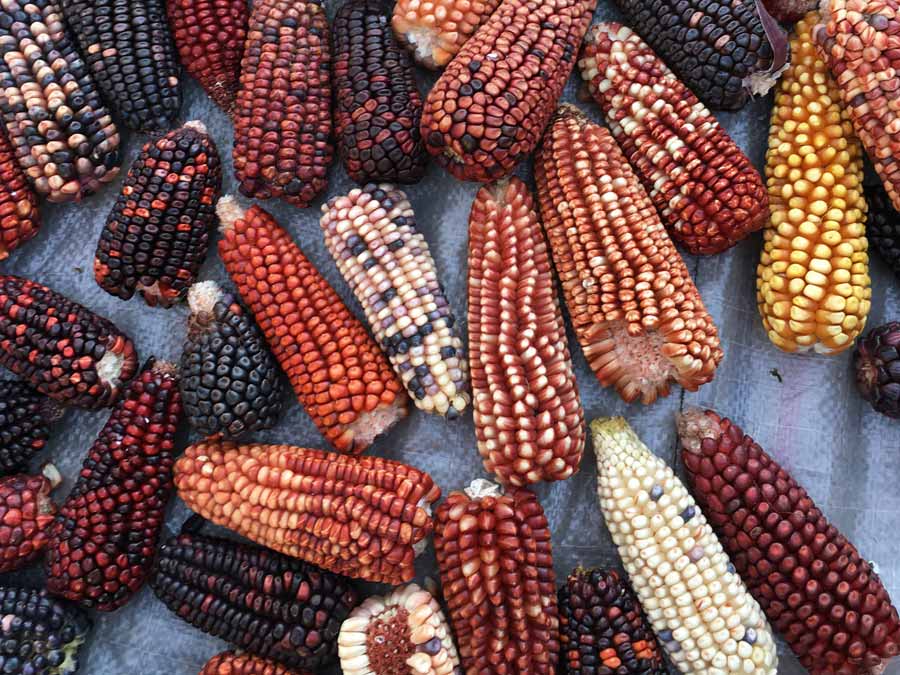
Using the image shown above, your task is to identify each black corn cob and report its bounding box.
[866,182,900,280]
[0,381,63,476]
[93,121,222,308]
[59,0,182,132]
[150,531,359,670]
[180,281,283,438]
[0,275,139,409]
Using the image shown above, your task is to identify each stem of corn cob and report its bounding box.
[0,126,39,260]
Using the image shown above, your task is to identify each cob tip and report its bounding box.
[675,408,724,454]
[95,351,129,390]
[187,281,224,316]
[40,462,62,490]
[149,359,179,379]
[463,478,504,500]
[183,120,210,135]
[216,196,245,233]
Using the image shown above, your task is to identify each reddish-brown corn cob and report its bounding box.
[534,105,723,404]
[217,197,407,454]
[0,381,63,476]
[762,0,816,22]
[467,177,584,486]
[434,480,559,674]
[233,0,332,207]
[0,126,39,261]
[420,0,596,182]
[167,0,248,114]
[94,121,222,308]
[200,652,310,675]
[678,408,900,675]
[578,23,768,255]
[45,359,181,611]
[174,439,440,584]
[0,464,60,574]
[0,275,139,409]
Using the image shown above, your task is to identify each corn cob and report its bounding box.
[759,13,870,356]
[591,417,779,674]
[166,0,248,115]
[200,652,310,675]
[0,381,63,476]
[420,0,596,182]
[762,0,816,22]
[678,408,900,675]
[557,566,666,675]
[865,182,900,280]
[181,281,283,439]
[174,438,440,584]
[0,0,120,202]
[534,105,723,405]
[233,0,332,207]
[94,121,221,308]
[0,464,60,574]
[217,197,407,454]
[467,177,584,486]
[434,479,559,674]
[0,126,39,261]
[151,531,359,670]
[0,275,138,409]
[320,185,469,418]
[579,23,768,256]
[339,583,461,675]
[854,321,900,419]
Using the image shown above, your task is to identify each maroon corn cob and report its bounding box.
[0,381,63,476]
[200,651,311,675]
[0,464,60,574]
[0,126,39,261]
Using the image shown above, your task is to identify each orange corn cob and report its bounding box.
[0,126,39,260]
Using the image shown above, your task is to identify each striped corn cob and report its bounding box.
[759,13,870,356]
[0,0,120,202]
[865,182,900,280]
[166,0,248,115]
[0,275,138,409]
[339,583,461,675]
[233,0,332,207]
[579,23,768,256]
[678,409,900,675]
[558,566,666,675]
[0,381,62,476]
[151,531,358,670]
[420,0,596,182]
[0,464,60,574]
[217,197,407,454]
[94,121,222,308]
[534,105,723,405]
[434,480,559,674]
[320,185,469,418]
[174,438,440,584]
[591,417,779,674]
[333,0,427,184]
[0,126,39,260]
[45,359,181,611]
[201,652,310,675]
[467,177,584,486]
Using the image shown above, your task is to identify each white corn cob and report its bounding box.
[591,417,778,675]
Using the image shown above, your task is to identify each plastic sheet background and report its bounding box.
[0,1,898,673]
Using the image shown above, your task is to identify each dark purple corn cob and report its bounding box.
[865,183,900,281]
[854,321,900,420]
[0,381,63,476]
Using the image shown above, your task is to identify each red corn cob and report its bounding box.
[0,126,39,261]
[0,464,60,574]
[200,652,310,675]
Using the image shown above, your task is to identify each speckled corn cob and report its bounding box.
[865,182,900,280]
[579,23,768,256]
[94,121,222,308]
[233,0,332,207]
[467,177,584,486]
[0,275,138,409]
[759,13,870,356]
[339,583,461,675]
[200,652,310,675]
[534,105,723,405]
[333,0,427,184]
[591,417,778,674]
[0,381,62,476]
[0,464,60,574]
[174,439,440,584]
[320,185,468,418]
[0,0,120,202]
[420,0,596,182]
[0,126,38,261]
[217,197,407,453]
[167,0,248,114]
[678,409,900,675]
[434,480,559,674]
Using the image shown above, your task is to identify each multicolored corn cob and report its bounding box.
[0,0,120,202]
[420,0,596,182]
[467,177,584,486]
[591,417,779,674]
[339,583,461,675]
[320,185,469,418]
[0,126,39,261]
[678,408,900,674]
[865,182,900,280]
[579,23,768,255]
[0,381,63,476]
[151,531,358,670]
[233,0,332,207]
[0,464,60,574]
[333,0,427,184]
[854,321,900,419]
[759,13,870,355]
[534,105,723,404]
[200,652,310,675]
[434,480,559,674]
[217,197,407,453]
[0,275,138,409]
[558,566,666,675]
[166,0,248,114]
[174,439,440,584]
[94,121,222,308]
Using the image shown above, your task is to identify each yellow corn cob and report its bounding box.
[758,12,870,355]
